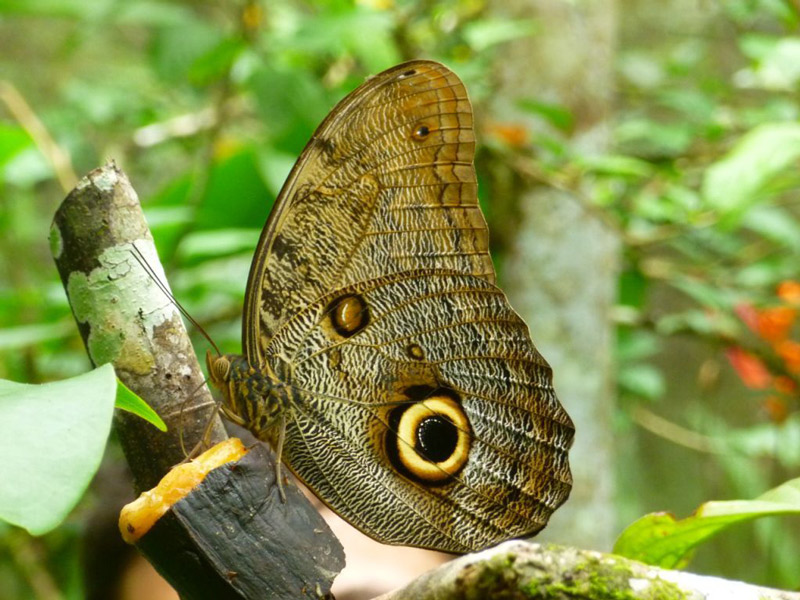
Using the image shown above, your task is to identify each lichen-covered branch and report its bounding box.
[376,540,800,600]
[50,163,344,599]
[50,161,227,492]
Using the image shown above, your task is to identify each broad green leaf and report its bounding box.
[0,364,117,535]
[739,33,779,62]
[150,19,223,83]
[197,149,273,230]
[3,147,52,188]
[115,379,167,432]
[291,10,400,73]
[249,65,330,149]
[614,477,800,569]
[702,123,800,217]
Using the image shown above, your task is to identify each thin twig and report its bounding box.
[0,80,77,192]
[8,529,64,600]
[631,404,721,454]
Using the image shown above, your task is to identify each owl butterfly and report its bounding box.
[207,60,573,554]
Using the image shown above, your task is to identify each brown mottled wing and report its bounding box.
[243,61,491,362]
[265,271,574,553]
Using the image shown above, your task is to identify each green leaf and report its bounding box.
[0,364,117,535]
[517,99,574,132]
[614,477,800,569]
[742,204,800,251]
[656,309,741,338]
[187,36,247,86]
[742,36,800,90]
[462,18,537,52]
[616,118,693,157]
[0,321,74,350]
[617,329,661,362]
[175,228,260,264]
[0,123,33,168]
[575,154,654,179]
[702,123,800,217]
[115,379,167,432]
[618,364,665,400]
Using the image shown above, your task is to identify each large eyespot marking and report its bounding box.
[386,386,471,484]
[415,414,458,462]
[328,294,369,337]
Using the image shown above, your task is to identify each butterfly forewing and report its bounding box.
[243,61,492,363]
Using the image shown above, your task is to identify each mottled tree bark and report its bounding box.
[487,0,620,550]
[51,162,227,491]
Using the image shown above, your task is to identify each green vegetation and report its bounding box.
[1,0,799,597]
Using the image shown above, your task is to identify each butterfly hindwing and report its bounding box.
[264,270,573,553]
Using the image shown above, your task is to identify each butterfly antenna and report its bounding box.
[130,243,222,356]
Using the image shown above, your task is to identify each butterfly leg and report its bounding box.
[178,399,223,464]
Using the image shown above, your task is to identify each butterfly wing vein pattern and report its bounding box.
[210,60,574,554]
[243,62,492,361]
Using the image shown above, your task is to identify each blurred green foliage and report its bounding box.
[1,0,799,597]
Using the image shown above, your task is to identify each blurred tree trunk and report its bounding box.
[487,0,620,550]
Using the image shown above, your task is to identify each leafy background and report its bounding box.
[1,0,800,598]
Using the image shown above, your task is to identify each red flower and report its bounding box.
[725,347,772,389]
[776,340,800,374]
[756,306,796,343]
[778,280,800,306]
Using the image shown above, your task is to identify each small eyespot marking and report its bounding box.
[412,124,430,141]
[406,343,425,360]
[328,294,369,337]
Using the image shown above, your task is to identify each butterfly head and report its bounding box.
[206,350,246,427]
[206,350,291,440]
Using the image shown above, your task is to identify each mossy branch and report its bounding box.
[377,540,800,600]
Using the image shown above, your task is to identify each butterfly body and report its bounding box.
[208,61,573,554]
